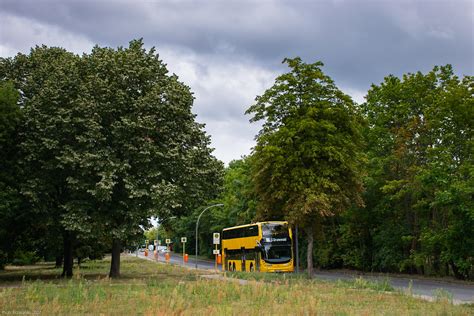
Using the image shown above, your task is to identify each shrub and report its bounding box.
[12,250,40,265]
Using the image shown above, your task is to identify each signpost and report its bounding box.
[181,237,187,264]
[213,232,220,271]
[213,233,220,245]
[165,239,171,262]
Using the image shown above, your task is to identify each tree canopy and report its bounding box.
[360,66,473,278]
[0,40,223,277]
[0,81,22,269]
[246,57,365,276]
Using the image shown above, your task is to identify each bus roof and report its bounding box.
[222,221,288,231]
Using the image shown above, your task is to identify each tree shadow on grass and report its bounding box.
[0,264,63,283]
[0,263,106,284]
[0,257,198,285]
[0,267,194,285]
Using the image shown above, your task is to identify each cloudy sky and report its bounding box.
[1,0,473,164]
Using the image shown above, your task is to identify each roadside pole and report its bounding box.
[165,239,171,263]
[158,240,161,261]
[213,232,220,271]
[181,237,187,265]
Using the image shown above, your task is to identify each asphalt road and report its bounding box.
[133,250,474,304]
[313,270,474,304]
[135,250,221,271]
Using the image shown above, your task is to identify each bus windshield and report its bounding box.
[262,223,289,238]
[263,245,292,263]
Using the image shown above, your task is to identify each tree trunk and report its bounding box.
[55,255,63,268]
[61,232,73,278]
[109,239,121,278]
[306,227,314,278]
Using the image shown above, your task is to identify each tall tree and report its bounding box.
[246,57,365,277]
[79,40,223,277]
[0,81,22,268]
[362,66,473,278]
[1,47,93,277]
[0,40,223,277]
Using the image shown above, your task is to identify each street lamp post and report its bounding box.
[195,203,224,269]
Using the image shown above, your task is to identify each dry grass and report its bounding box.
[0,256,472,315]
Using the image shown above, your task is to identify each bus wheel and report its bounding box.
[250,264,254,272]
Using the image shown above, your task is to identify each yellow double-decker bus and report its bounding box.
[222,221,294,273]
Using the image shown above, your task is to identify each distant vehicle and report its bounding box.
[156,246,168,253]
[222,221,294,273]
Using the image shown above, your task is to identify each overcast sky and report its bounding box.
[1,0,473,164]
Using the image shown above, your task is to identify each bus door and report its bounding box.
[223,248,228,271]
[255,250,260,272]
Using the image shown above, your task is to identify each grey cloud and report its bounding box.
[2,0,472,91]
[1,0,472,163]
[202,117,261,164]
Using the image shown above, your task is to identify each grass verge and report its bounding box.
[0,256,472,315]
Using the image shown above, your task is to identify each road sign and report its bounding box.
[181,237,187,264]
[213,249,220,255]
[165,239,171,244]
[213,233,220,244]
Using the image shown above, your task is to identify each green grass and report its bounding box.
[0,256,472,315]
[335,276,395,292]
[226,271,395,292]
